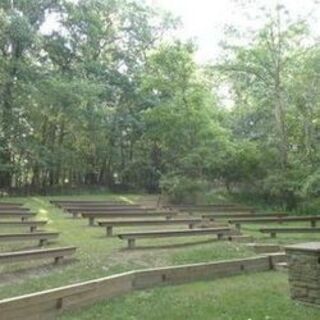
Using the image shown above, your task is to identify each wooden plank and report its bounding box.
[0,220,47,232]
[98,218,202,236]
[0,246,76,263]
[0,232,59,246]
[0,208,31,213]
[260,227,320,238]
[203,213,288,220]
[82,211,178,226]
[0,212,36,220]
[67,207,157,213]
[118,227,231,239]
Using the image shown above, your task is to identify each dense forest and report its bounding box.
[0,0,320,209]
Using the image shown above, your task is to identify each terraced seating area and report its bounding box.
[260,227,320,238]
[229,215,320,230]
[118,227,234,249]
[0,202,77,268]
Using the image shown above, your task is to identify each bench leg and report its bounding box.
[189,223,194,229]
[30,226,37,232]
[217,233,224,240]
[271,232,276,238]
[54,256,63,264]
[128,239,135,249]
[311,220,316,228]
[235,223,241,231]
[89,217,95,226]
[106,226,113,237]
[166,215,172,220]
[39,239,47,247]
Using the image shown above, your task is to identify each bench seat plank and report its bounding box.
[0,246,76,264]
[98,219,202,236]
[260,227,320,238]
[82,212,178,226]
[204,213,288,220]
[0,213,36,220]
[118,227,231,249]
[0,220,47,232]
[0,232,59,246]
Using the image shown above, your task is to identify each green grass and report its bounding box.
[59,272,320,320]
[1,193,320,320]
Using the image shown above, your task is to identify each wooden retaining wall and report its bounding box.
[0,254,284,320]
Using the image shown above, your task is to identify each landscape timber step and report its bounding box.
[0,246,76,264]
[118,227,232,249]
[0,220,48,232]
[203,213,288,221]
[230,215,320,230]
[98,218,203,236]
[260,227,320,238]
[0,232,59,246]
[0,212,36,221]
[246,243,282,254]
[228,235,253,243]
[82,212,179,226]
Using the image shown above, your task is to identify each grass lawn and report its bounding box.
[59,272,320,320]
[1,193,320,319]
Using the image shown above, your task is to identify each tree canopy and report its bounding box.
[1,0,320,209]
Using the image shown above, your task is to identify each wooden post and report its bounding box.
[235,223,241,231]
[128,238,135,249]
[39,239,47,247]
[188,223,194,229]
[106,226,113,237]
[30,226,36,232]
[89,217,94,226]
[271,232,276,238]
[217,233,224,240]
[54,256,63,264]
[311,220,316,228]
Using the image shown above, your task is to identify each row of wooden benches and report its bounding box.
[0,202,77,267]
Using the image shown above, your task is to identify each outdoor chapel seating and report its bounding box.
[260,227,320,238]
[0,232,59,246]
[82,211,178,226]
[0,202,77,268]
[0,246,77,264]
[203,212,288,221]
[118,227,234,249]
[98,218,203,236]
[229,215,320,230]
[165,204,256,213]
[0,220,48,232]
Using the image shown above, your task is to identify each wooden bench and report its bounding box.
[50,200,126,208]
[118,227,232,249]
[172,207,255,213]
[0,232,59,246]
[260,227,320,238]
[82,212,178,226]
[229,215,320,230]
[0,208,30,212]
[0,202,24,206]
[203,213,288,221]
[0,212,36,221]
[0,246,76,264]
[0,220,47,232]
[66,207,156,214]
[98,218,203,236]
